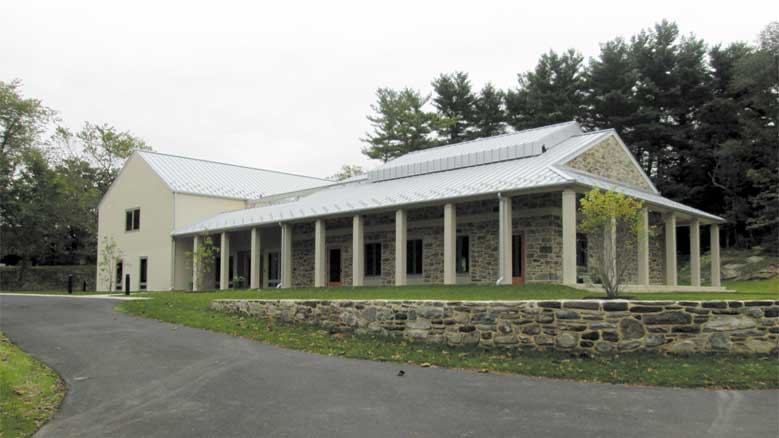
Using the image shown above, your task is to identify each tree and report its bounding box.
[473,83,506,137]
[187,232,219,291]
[505,49,586,130]
[578,189,646,298]
[431,72,476,142]
[330,164,365,181]
[361,88,443,162]
[97,235,123,290]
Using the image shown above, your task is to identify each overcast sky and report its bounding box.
[2,1,774,178]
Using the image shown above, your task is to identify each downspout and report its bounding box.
[496,192,504,286]
[277,222,284,288]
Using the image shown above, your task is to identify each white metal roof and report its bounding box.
[137,150,332,200]
[368,121,582,182]
[172,126,724,236]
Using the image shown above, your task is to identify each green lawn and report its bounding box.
[0,333,65,438]
[116,280,779,389]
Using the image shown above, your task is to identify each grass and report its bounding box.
[0,333,65,438]
[116,281,779,389]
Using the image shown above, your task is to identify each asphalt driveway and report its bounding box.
[1,295,777,438]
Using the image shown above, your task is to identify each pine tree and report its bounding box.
[360,88,440,162]
[431,72,476,142]
[505,49,586,131]
[473,83,506,137]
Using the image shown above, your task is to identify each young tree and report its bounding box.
[187,232,219,291]
[97,236,123,290]
[578,189,646,298]
[431,72,477,142]
[361,88,442,162]
[505,49,586,131]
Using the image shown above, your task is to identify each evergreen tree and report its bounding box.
[505,49,586,130]
[361,88,440,162]
[473,83,506,137]
[431,72,476,142]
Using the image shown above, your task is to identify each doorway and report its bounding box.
[512,233,525,285]
[267,251,280,288]
[328,247,342,286]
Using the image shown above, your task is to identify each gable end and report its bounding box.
[561,134,655,192]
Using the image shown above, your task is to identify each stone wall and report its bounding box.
[212,298,779,354]
[564,135,654,191]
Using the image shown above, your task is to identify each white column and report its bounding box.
[352,215,364,287]
[638,207,650,286]
[443,203,457,285]
[498,195,513,285]
[220,232,230,290]
[314,219,326,287]
[192,235,200,291]
[710,224,721,287]
[395,209,408,286]
[250,227,261,289]
[665,213,677,286]
[170,238,176,291]
[280,223,293,288]
[690,219,701,287]
[561,190,577,285]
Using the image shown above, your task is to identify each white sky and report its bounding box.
[1,1,775,178]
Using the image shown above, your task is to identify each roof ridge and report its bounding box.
[391,120,578,161]
[136,149,330,182]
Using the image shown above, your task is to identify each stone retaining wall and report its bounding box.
[211,298,779,354]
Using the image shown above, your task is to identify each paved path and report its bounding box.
[1,295,776,438]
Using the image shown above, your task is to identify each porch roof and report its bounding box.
[172,129,724,237]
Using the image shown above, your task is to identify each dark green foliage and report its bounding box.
[431,72,477,142]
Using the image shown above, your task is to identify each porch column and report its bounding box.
[443,203,457,285]
[637,207,650,286]
[498,195,512,285]
[314,219,326,287]
[192,235,200,291]
[664,213,677,286]
[352,215,364,287]
[710,224,721,287]
[250,227,261,289]
[280,223,292,288]
[220,232,230,290]
[561,189,577,285]
[395,209,407,286]
[690,219,701,287]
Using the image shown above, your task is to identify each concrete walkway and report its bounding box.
[1,295,776,438]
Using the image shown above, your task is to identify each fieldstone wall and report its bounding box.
[212,298,779,354]
[564,136,654,191]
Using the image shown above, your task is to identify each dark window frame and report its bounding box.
[576,233,588,269]
[456,235,470,274]
[406,239,423,275]
[125,208,141,231]
[365,242,382,277]
[139,257,148,290]
[115,261,123,291]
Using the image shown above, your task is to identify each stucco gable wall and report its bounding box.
[563,135,654,191]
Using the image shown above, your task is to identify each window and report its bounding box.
[115,262,123,291]
[365,242,382,276]
[512,234,523,277]
[125,208,140,231]
[139,257,148,290]
[268,252,280,287]
[576,233,588,268]
[456,236,469,274]
[407,239,423,275]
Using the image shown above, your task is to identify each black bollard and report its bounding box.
[125,274,130,296]
[83,280,87,292]
[67,274,73,294]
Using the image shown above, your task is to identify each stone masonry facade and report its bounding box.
[288,192,666,288]
[212,299,779,355]
[564,136,654,191]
